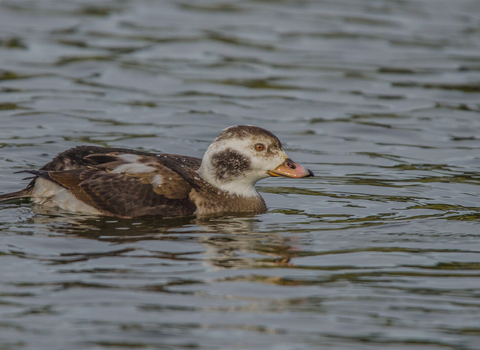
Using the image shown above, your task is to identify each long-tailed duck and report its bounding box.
[0,125,313,218]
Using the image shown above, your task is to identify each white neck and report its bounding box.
[196,166,260,198]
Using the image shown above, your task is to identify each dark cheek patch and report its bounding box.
[211,149,251,181]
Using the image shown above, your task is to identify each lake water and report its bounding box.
[1,0,480,349]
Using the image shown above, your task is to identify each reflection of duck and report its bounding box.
[28,214,296,268]
[196,216,296,269]
[0,125,313,218]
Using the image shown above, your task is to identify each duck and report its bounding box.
[0,125,314,218]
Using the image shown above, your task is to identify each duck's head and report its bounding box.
[197,125,314,197]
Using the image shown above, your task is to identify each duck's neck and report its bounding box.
[196,165,259,198]
[189,180,267,215]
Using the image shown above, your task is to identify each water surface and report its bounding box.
[1,0,480,349]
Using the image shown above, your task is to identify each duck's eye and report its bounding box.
[254,143,266,152]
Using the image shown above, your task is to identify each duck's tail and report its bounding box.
[0,171,37,202]
[0,188,31,201]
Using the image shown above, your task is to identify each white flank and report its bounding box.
[31,178,102,215]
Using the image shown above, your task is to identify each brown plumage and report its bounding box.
[0,125,314,218]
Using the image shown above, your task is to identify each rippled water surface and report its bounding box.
[1,0,480,349]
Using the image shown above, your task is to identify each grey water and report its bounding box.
[1,0,480,349]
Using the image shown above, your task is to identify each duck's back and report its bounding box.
[4,146,202,218]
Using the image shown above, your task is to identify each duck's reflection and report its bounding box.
[27,210,297,268]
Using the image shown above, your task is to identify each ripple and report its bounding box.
[1,0,480,349]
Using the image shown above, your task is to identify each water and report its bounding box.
[1,0,480,349]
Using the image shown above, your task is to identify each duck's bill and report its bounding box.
[268,158,314,178]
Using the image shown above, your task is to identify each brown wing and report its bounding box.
[46,152,202,218]
[48,169,195,218]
